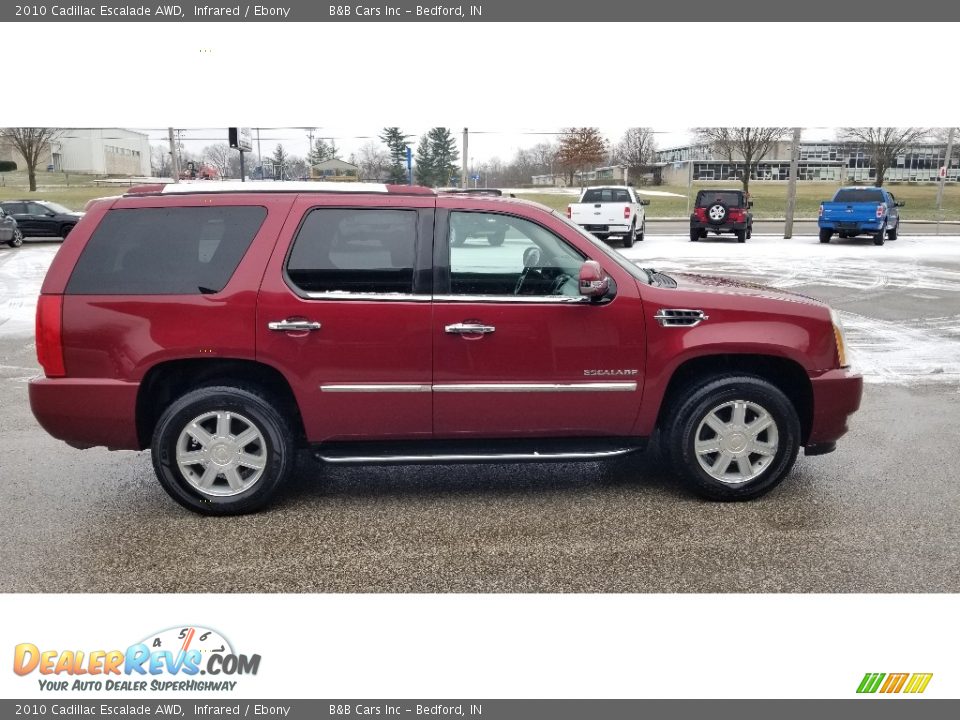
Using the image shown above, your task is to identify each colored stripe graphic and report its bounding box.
[857,673,885,693]
[903,673,933,694]
[880,673,909,693]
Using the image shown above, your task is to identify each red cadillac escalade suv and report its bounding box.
[29,182,862,514]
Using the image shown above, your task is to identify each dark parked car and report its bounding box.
[0,200,84,240]
[690,189,753,243]
[0,208,23,247]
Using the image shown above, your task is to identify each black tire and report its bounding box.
[873,228,885,246]
[151,385,295,515]
[689,228,699,242]
[735,229,746,243]
[60,224,74,239]
[622,222,636,248]
[9,229,23,248]
[887,221,898,241]
[487,229,505,247]
[746,224,752,240]
[638,220,645,241]
[661,375,801,501]
[706,202,728,226]
[819,228,832,244]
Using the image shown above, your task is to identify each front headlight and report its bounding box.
[829,308,849,368]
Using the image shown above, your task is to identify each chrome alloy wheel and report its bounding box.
[708,204,726,222]
[175,411,267,497]
[693,399,779,485]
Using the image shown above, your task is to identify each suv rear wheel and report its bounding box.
[689,228,699,242]
[151,385,295,515]
[735,229,747,243]
[662,375,801,501]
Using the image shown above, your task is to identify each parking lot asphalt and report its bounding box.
[1,235,959,593]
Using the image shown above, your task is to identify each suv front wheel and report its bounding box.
[151,385,295,515]
[662,375,801,501]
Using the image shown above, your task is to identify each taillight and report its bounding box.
[694,208,706,221]
[36,295,66,378]
[876,203,886,218]
[819,204,824,217]
[566,205,571,219]
[623,205,630,219]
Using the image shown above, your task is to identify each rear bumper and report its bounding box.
[820,219,886,233]
[806,368,863,448]
[581,224,630,236]
[29,377,142,450]
[691,220,749,232]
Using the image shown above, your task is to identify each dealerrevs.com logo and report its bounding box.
[13,626,261,692]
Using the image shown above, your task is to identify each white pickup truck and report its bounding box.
[566,185,650,248]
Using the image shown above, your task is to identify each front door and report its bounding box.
[257,195,436,443]
[432,206,645,439]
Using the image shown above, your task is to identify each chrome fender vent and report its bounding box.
[654,309,708,327]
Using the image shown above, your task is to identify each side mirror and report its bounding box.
[896,201,905,207]
[579,260,609,299]
[748,201,754,208]
[46,212,56,217]
[640,199,650,206]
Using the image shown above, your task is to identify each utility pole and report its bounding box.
[936,127,954,236]
[784,127,802,239]
[461,128,469,189]
[167,127,180,183]
[256,128,262,177]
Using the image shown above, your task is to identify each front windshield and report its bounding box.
[551,209,651,284]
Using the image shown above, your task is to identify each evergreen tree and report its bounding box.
[428,127,459,187]
[307,137,339,166]
[271,144,288,180]
[380,127,411,184]
[414,134,434,186]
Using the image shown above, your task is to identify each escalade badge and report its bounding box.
[584,369,639,376]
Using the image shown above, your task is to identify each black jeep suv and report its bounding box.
[690,189,753,243]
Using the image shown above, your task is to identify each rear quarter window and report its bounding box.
[65,206,267,295]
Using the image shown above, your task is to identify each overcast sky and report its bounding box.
[137,127,841,166]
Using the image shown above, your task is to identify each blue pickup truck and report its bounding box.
[818,187,904,246]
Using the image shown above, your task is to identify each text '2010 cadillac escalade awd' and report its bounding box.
[30,181,863,514]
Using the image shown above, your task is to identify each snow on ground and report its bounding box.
[2,235,959,385]
[622,234,960,385]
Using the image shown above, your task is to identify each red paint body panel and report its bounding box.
[29,188,863,455]
[29,378,139,449]
[254,194,436,442]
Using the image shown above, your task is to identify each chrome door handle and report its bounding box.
[445,322,495,335]
[268,319,322,332]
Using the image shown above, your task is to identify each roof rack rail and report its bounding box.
[123,181,436,197]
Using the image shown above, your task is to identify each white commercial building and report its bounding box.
[1,128,151,177]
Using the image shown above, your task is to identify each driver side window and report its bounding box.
[448,211,585,297]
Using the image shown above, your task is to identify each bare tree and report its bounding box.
[150,144,172,178]
[286,155,309,181]
[203,143,231,179]
[556,127,607,186]
[613,128,657,183]
[839,127,929,187]
[694,127,791,193]
[0,127,61,191]
[356,140,389,181]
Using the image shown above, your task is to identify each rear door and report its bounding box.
[431,200,646,438]
[256,194,435,443]
[2,202,32,235]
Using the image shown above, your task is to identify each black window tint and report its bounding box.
[834,189,885,203]
[27,203,50,216]
[286,208,417,294]
[66,206,266,295]
[697,192,742,207]
[3,203,26,214]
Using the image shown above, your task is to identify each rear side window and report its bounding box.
[834,188,885,203]
[286,208,417,295]
[581,188,631,203]
[697,192,742,207]
[66,206,266,295]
